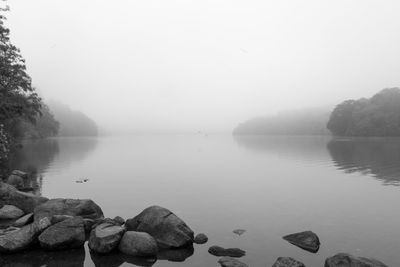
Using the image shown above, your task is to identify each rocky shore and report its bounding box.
[0,170,390,267]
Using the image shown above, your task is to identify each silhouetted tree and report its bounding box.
[327,88,400,136]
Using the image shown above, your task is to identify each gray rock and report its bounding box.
[6,175,24,189]
[13,213,33,227]
[125,205,194,248]
[89,222,126,254]
[38,217,86,250]
[0,182,48,213]
[325,253,388,267]
[0,217,51,252]
[208,246,246,257]
[0,226,20,236]
[272,257,305,267]
[218,257,249,267]
[0,205,24,220]
[113,216,125,225]
[283,231,320,253]
[194,233,208,244]
[118,231,158,257]
[51,214,74,224]
[11,170,28,179]
[34,198,104,222]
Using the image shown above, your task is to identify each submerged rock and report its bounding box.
[0,217,51,253]
[0,205,24,220]
[34,198,104,222]
[208,246,246,257]
[218,256,249,267]
[272,257,305,267]
[13,213,33,227]
[233,229,246,236]
[283,231,320,253]
[38,217,86,250]
[118,231,158,257]
[324,253,388,267]
[194,233,208,244]
[0,182,48,213]
[89,222,125,254]
[125,206,194,248]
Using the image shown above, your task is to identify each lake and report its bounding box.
[3,135,400,266]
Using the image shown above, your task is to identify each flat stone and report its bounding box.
[89,222,125,254]
[11,170,28,179]
[0,205,24,220]
[218,257,249,267]
[208,246,246,257]
[272,257,305,267]
[13,213,33,227]
[325,253,388,267]
[118,231,158,257]
[38,217,86,250]
[283,231,320,253]
[194,233,208,244]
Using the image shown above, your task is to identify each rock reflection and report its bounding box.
[157,246,194,262]
[327,138,400,185]
[2,137,98,194]
[90,251,156,267]
[0,247,85,267]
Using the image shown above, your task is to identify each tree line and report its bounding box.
[0,3,97,162]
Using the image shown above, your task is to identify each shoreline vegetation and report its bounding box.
[0,170,390,267]
[234,88,400,138]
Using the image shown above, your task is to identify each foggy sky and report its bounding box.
[5,0,400,133]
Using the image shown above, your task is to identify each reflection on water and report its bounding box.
[0,247,85,267]
[2,137,98,194]
[2,135,400,266]
[234,135,330,163]
[235,135,400,186]
[327,138,400,186]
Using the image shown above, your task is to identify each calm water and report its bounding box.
[3,135,400,266]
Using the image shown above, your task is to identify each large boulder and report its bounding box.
[38,217,86,250]
[118,231,158,257]
[0,205,24,220]
[218,257,249,267]
[0,182,48,213]
[0,217,51,253]
[208,246,246,257]
[125,206,194,248]
[283,231,320,253]
[272,257,305,267]
[89,222,126,254]
[325,253,388,267]
[34,198,104,222]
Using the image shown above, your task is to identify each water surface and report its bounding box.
[4,135,400,266]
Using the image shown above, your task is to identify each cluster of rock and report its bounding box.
[0,172,208,264]
[0,170,390,267]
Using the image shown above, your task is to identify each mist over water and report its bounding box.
[2,135,400,266]
[6,0,400,133]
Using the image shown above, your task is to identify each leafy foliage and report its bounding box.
[0,6,41,126]
[327,88,400,136]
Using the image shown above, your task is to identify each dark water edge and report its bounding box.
[1,135,400,266]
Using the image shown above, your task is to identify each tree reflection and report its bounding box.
[327,138,400,185]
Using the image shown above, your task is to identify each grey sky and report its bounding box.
[5,0,400,132]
